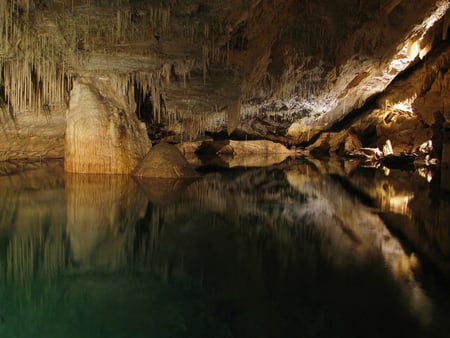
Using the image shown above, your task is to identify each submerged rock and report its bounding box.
[133,143,199,178]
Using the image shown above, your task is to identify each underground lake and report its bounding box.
[0,158,449,338]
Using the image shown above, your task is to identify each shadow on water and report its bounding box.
[0,159,449,338]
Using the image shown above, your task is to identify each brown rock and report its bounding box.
[307,130,363,156]
[133,143,199,178]
[175,140,208,154]
[64,77,151,174]
[194,139,294,167]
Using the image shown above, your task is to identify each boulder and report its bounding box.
[133,143,199,178]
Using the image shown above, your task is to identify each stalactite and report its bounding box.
[0,0,68,115]
[202,44,209,84]
[133,70,165,124]
[149,5,170,36]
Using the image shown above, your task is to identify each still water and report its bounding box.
[0,158,449,338]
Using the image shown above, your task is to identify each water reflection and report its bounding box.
[0,160,449,337]
[66,174,147,270]
[285,166,432,324]
[346,167,450,280]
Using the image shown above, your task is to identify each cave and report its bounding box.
[0,1,450,337]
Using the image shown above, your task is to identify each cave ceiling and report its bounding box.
[0,0,449,149]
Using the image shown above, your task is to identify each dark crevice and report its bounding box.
[134,82,154,124]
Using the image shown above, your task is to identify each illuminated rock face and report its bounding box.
[353,43,450,153]
[65,77,150,174]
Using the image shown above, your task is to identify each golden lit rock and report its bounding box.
[65,76,150,174]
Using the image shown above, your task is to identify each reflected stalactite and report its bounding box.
[0,161,66,291]
[130,164,434,327]
[5,227,67,285]
[6,237,34,287]
[40,228,67,281]
[134,204,164,269]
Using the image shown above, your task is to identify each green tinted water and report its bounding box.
[0,159,449,338]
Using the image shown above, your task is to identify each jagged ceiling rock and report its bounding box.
[0,0,449,161]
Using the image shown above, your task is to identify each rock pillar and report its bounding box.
[65,76,151,174]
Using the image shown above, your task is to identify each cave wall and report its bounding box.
[0,108,65,161]
[0,0,449,164]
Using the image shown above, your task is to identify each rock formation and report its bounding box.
[133,142,199,178]
[0,0,448,167]
[65,76,150,173]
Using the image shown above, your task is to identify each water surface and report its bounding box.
[0,159,449,338]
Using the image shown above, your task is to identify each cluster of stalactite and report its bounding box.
[0,0,235,141]
[0,0,69,116]
[0,0,168,116]
[62,1,171,56]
